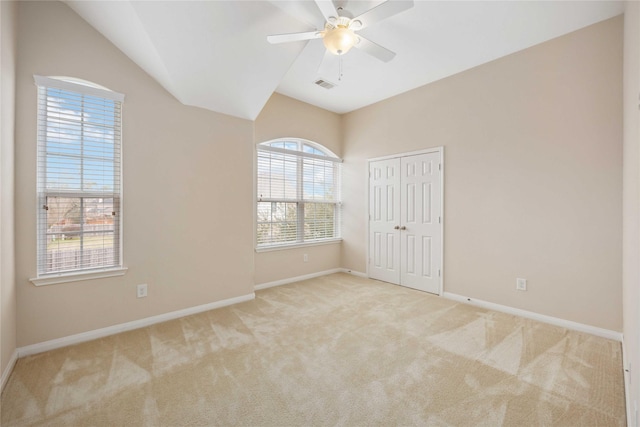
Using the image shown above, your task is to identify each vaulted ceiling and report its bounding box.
[64,0,624,120]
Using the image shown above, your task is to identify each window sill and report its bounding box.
[255,238,342,253]
[30,267,128,286]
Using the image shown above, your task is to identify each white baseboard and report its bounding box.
[254,268,369,291]
[339,268,368,278]
[255,268,343,290]
[17,293,255,358]
[1,349,18,392]
[442,292,622,342]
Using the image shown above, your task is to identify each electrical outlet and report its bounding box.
[137,284,148,298]
[516,278,527,291]
[303,254,308,262]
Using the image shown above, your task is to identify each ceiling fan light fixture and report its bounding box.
[323,25,357,56]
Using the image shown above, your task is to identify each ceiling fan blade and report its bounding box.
[352,0,414,30]
[267,31,322,44]
[355,36,396,62]
[315,0,339,24]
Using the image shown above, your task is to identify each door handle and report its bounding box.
[400,226,406,230]
[394,225,400,230]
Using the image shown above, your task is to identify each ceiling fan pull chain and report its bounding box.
[339,55,343,81]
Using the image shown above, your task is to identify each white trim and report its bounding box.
[17,293,255,357]
[30,267,128,286]
[1,350,18,392]
[255,238,342,252]
[257,197,338,204]
[368,146,443,162]
[257,144,342,163]
[623,337,634,427]
[255,268,343,290]
[364,156,371,279]
[258,137,340,159]
[442,292,622,341]
[44,190,122,198]
[34,75,125,102]
[119,106,125,281]
[255,268,368,291]
[439,148,445,296]
[253,142,258,260]
[339,268,368,278]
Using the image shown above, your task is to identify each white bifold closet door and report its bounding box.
[368,157,401,285]
[369,151,442,295]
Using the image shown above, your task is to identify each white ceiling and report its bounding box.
[64,0,624,120]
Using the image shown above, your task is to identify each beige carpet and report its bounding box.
[1,273,626,426]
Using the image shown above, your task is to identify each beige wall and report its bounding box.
[253,93,342,284]
[1,0,17,376]
[14,1,255,346]
[255,245,341,285]
[342,17,623,331]
[623,1,640,422]
[255,93,342,156]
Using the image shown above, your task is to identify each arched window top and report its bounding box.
[259,138,340,161]
[49,76,112,91]
[34,75,124,102]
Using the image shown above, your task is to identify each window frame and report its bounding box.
[30,75,127,286]
[255,138,342,251]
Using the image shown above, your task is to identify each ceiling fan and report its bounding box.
[267,0,414,70]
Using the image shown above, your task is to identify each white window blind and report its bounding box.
[35,75,124,276]
[257,140,341,248]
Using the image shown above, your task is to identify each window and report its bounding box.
[257,139,341,248]
[34,76,124,280]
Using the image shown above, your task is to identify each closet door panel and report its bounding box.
[400,153,441,294]
[368,158,401,284]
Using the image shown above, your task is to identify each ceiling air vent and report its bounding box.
[314,79,336,90]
